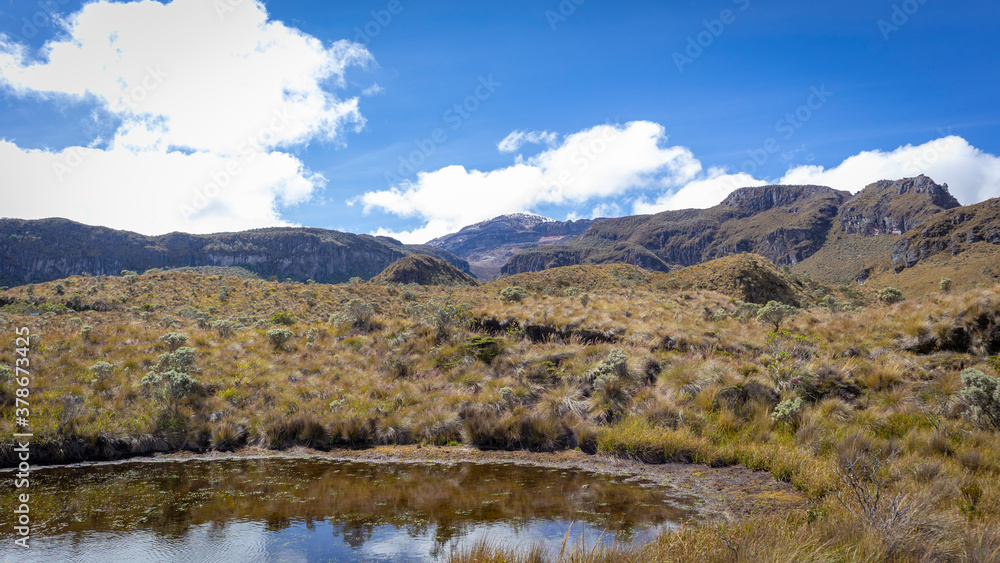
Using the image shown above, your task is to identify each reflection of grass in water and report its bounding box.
[11,458,688,546]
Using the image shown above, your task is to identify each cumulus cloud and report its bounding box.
[0,0,371,234]
[361,121,702,241]
[366,128,1000,243]
[497,130,558,153]
[777,136,1000,205]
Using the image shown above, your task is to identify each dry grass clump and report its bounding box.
[1,269,999,560]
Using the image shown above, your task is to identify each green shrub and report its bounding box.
[141,370,198,414]
[939,278,952,293]
[80,325,93,342]
[89,361,113,383]
[271,312,296,326]
[462,335,504,364]
[159,332,188,351]
[211,320,239,339]
[338,298,376,332]
[960,368,1000,429]
[756,301,799,331]
[771,397,804,425]
[121,270,139,284]
[499,286,528,304]
[267,328,294,351]
[877,287,905,305]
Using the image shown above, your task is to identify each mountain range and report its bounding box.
[2,175,998,294]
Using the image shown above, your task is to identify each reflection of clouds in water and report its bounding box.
[11,522,272,563]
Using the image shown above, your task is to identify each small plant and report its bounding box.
[832,435,911,538]
[960,368,1000,429]
[939,278,952,293]
[211,320,239,339]
[771,397,803,425]
[337,298,376,332]
[141,370,198,415]
[89,361,113,384]
[877,287,904,305]
[53,282,65,295]
[756,301,799,331]
[218,285,233,302]
[80,325,93,342]
[159,332,189,352]
[267,328,294,351]
[579,293,590,307]
[348,277,363,285]
[462,335,504,364]
[306,327,319,347]
[499,286,528,304]
[121,270,139,284]
[271,312,296,326]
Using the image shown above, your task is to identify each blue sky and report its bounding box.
[0,0,998,241]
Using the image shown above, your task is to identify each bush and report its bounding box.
[939,278,952,293]
[877,287,905,305]
[159,332,188,352]
[211,320,239,339]
[267,328,294,351]
[960,368,1000,429]
[771,397,803,425]
[121,270,139,284]
[89,361,113,383]
[339,298,376,332]
[756,301,799,331]
[271,312,295,326]
[80,325,93,342]
[499,286,528,304]
[462,335,504,364]
[141,370,198,414]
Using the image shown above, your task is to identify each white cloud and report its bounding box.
[0,0,371,234]
[361,121,702,241]
[497,130,558,153]
[632,168,766,215]
[778,136,1000,205]
[365,128,1000,243]
[362,83,385,96]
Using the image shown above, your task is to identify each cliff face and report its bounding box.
[0,219,470,286]
[839,175,960,236]
[503,185,850,275]
[426,214,595,280]
[891,198,1000,272]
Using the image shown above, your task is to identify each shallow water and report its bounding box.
[0,457,694,562]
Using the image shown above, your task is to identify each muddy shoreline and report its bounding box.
[5,444,808,522]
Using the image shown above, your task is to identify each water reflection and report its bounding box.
[0,457,694,561]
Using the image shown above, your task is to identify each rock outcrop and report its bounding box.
[839,175,960,236]
[891,197,1000,272]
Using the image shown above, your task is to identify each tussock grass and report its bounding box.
[1,268,999,560]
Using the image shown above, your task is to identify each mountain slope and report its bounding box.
[426,214,595,280]
[0,218,470,287]
[372,254,479,286]
[503,185,851,275]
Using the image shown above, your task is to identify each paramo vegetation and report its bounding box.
[1,256,1000,562]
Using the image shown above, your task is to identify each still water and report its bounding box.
[0,457,694,562]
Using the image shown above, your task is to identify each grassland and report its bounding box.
[1,260,999,562]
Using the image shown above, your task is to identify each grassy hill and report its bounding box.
[372,254,479,287]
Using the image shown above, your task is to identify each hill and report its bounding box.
[0,218,470,287]
[503,185,851,274]
[426,213,595,281]
[503,176,966,288]
[372,254,479,286]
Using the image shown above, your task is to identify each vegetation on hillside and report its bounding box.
[1,259,999,561]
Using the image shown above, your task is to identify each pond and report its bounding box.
[0,457,696,562]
